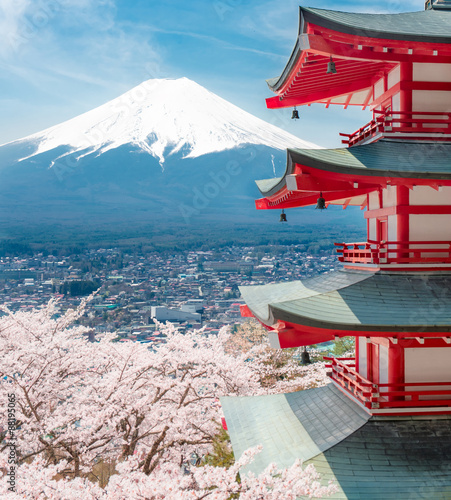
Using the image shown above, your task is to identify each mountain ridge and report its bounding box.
[4,77,318,169]
[0,77,359,236]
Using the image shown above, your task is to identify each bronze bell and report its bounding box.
[316,192,326,210]
[280,209,287,222]
[301,347,311,364]
[291,107,300,120]
[327,56,337,74]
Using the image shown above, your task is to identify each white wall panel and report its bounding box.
[383,186,397,207]
[392,92,401,112]
[358,337,367,379]
[413,63,451,82]
[374,78,385,100]
[410,186,451,205]
[387,215,397,241]
[379,345,389,391]
[369,218,377,241]
[405,348,451,400]
[387,65,401,88]
[368,192,379,210]
[410,214,451,241]
[413,90,451,112]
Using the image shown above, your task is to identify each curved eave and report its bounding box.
[301,7,451,44]
[267,7,451,108]
[255,141,451,209]
[288,143,451,180]
[271,307,451,334]
[240,271,451,346]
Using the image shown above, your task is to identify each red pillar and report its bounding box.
[399,62,413,115]
[388,344,404,401]
[367,342,379,384]
[355,335,360,373]
[397,185,409,259]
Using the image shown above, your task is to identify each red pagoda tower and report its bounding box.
[221,2,451,498]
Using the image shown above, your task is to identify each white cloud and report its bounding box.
[0,0,163,90]
[0,0,32,56]
[0,0,118,59]
[142,25,284,60]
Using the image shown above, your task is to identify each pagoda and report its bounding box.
[221,2,451,498]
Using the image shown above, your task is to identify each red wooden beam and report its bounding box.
[365,205,451,218]
[266,79,375,109]
[305,26,451,59]
[239,304,253,318]
[256,187,375,210]
[302,33,451,64]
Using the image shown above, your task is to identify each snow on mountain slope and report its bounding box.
[6,77,318,167]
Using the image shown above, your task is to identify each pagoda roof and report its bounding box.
[221,384,369,474]
[221,385,451,498]
[255,141,451,210]
[266,7,451,108]
[300,7,451,45]
[285,140,451,179]
[239,271,451,336]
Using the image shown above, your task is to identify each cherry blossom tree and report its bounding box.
[0,299,335,498]
[0,447,337,499]
[228,319,330,393]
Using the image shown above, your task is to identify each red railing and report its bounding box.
[324,357,376,405]
[324,357,451,411]
[335,240,451,265]
[340,110,451,147]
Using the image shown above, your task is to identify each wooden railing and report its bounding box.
[340,110,451,147]
[324,357,451,411]
[335,240,451,265]
[324,357,376,406]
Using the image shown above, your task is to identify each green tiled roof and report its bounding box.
[221,384,369,475]
[239,271,451,332]
[256,141,451,196]
[311,418,451,499]
[222,384,451,499]
[268,8,451,93]
[239,271,367,323]
[255,177,283,193]
[301,7,451,43]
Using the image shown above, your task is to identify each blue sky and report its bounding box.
[0,0,425,148]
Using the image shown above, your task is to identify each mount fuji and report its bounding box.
[0,77,318,229]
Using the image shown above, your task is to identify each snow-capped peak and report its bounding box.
[9,77,318,167]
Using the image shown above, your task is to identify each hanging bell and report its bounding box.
[315,192,327,210]
[301,347,311,365]
[280,209,287,222]
[326,56,337,74]
[291,107,300,120]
